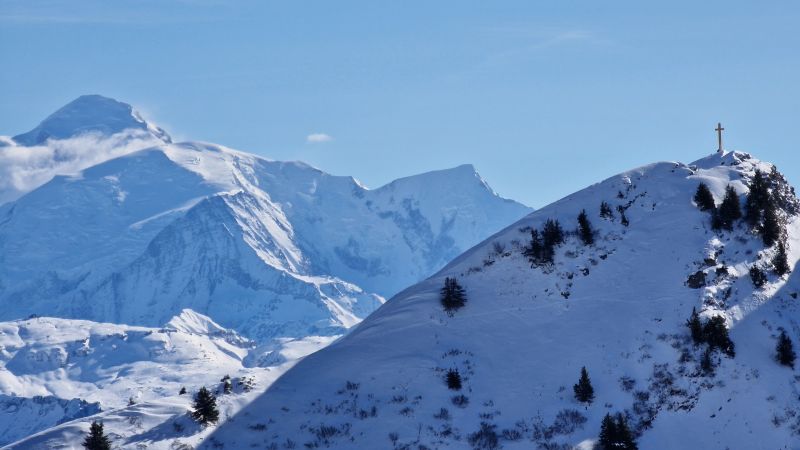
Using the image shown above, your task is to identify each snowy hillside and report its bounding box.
[0,310,339,447]
[0,95,531,344]
[172,150,800,449]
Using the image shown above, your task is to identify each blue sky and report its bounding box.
[1,1,799,207]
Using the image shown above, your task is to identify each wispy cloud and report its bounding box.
[306,133,333,144]
[0,130,162,205]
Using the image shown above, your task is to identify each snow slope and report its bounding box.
[0,96,532,344]
[185,151,800,449]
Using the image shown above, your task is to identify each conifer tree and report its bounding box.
[776,330,796,369]
[745,169,769,227]
[703,316,735,357]
[694,183,716,211]
[192,386,220,425]
[445,369,462,390]
[598,414,616,449]
[82,421,111,450]
[524,229,545,266]
[440,277,467,313]
[542,219,565,248]
[717,185,741,230]
[761,200,782,247]
[750,265,767,288]
[577,210,595,245]
[772,241,790,276]
[573,366,595,404]
[179,386,187,395]
[614,414,638,450]
[597,413,637,450]
[598,414,617,449]
[686,307,703,345]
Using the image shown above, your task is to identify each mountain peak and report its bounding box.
[12,94,171,146]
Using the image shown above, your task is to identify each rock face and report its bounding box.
[194,151,800,449]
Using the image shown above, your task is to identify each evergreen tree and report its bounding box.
[745,169,770,227]
[717,185,741,230]
[600,201,614,219]
[82,421,111,450]
[772,241,790,276]
[524,229,545,266]
[750,265,767,288]
[686,307,703,345]
[598,414,617,449]
[573,366,595,404]
[445,369,462,390]
[614,414,638,450]
[192,386,220,425]
[776,330,796,369]
[597,413,637,450]
[542,219,565,248]
[179,386,187,395]
[703,316,735,357]
[440,277,467,313]
[577,210,595,245]
[761,200,782,247]
[694,183,716,211]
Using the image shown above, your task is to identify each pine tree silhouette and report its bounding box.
[772,241,790,276]
[445,369,462,390]
[703,316,735,357]
[577,210,595,245]
[524,229,545,266]
[718,185,741,230]
[440,277,467,313]
[598,414,617,449]
[776,330,796,369]
[750,265,767,288]
[745,169,770,227]
[597,413,638,450]
[82,421,111,450]
[573,366,595,404]
[686,307,703,345]
[761,200,782,247]
[694,183,716,211]
[192,386,220,425]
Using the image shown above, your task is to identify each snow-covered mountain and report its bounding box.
[145,150,800,449]
[0,310,309,447]
[0,95,532,345]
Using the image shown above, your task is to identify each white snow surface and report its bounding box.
[0,310,329,448]
[165,150,800,449]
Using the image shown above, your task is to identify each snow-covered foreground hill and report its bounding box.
[0,95,531,344]
[159,150,800,449]
[0,310,332,447]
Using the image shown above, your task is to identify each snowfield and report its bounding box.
[179,151,800,449]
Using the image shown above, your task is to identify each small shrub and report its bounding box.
[468,422,499,450]
[451,394,469,408]
[776,330,796,368]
